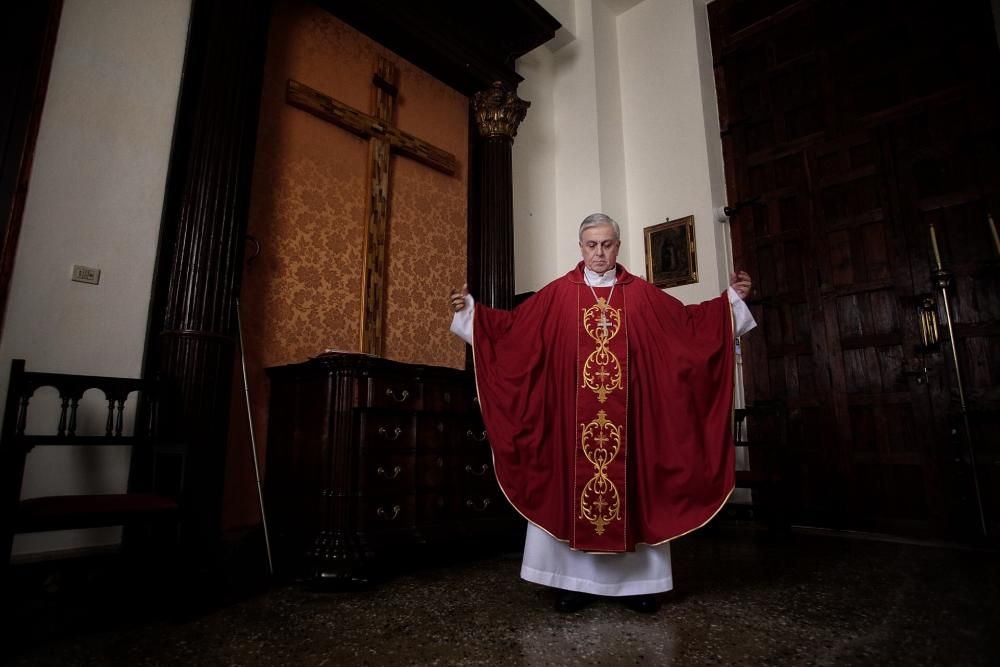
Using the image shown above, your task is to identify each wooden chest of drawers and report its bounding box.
[265,353,522,584]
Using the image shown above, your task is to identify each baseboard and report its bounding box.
[9,543,121,565]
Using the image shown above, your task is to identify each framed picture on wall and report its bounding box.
[644,216,697,288]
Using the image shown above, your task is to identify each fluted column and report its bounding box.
[149,0,271,557]
[472,82,529,310]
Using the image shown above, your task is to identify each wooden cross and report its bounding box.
[286,57,459,356]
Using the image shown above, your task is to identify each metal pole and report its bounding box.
[928,223,988,537]
[236,296,275,574]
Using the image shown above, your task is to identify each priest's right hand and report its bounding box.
[449,284,469,313]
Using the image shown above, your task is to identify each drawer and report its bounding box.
[416,492,451,526]
[416,414,448,445]
[461,424,488,446]
[358,449,416,496]
[458,488,509,520]
[460,457,493,482]
[458,444,502,495]
[416,414,460,452]
[357,495,416,536]
[459,441,493,467]
[422,383,466,412]
[415,452,449,490]
[364,375,421,410]
[358,411,416,449]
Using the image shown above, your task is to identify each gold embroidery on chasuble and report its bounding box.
[579,409,622,535]
[582,298,623,402]
[574,288,628,551]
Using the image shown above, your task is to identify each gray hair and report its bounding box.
[579,213,620,241]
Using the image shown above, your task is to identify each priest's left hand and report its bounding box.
[729,270,752,300]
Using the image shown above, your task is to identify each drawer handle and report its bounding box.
[377,465,402,480]
[465,429,487,442]
[466,498,491,512]
[377,505,401,520]
[385,388,410,402]
[465,463,489,476]
[378,426,403,440]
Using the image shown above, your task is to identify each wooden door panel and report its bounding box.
[807,124,939,535]
[891,97,1000,536]
[710,0,1000,538]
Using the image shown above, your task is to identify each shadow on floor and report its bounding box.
[3,523,998,666]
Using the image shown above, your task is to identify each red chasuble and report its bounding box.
[472,262,735,552]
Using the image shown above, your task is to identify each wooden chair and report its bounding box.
[733,401,790,534]
[1,359,184,572]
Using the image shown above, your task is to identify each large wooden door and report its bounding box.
[709,0,1000,539]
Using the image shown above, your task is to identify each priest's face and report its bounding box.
[580,224,621,275]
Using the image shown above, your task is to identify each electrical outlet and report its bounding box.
[71,265,101,285]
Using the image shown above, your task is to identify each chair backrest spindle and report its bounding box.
[114,398,125,437]
[57,397,69,437]
[105,399,115,436]
[67,397,79,437]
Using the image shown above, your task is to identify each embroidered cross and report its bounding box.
[597,311,612,338]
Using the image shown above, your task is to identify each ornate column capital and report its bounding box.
[473,82,530,140]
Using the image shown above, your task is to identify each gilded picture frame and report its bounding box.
[644,216,697,288]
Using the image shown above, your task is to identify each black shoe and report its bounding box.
[554,590,595,613]
[623,594,660,614]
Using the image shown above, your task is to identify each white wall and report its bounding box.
[617,0,730,303]
[514,0,733,303]
[549,0,607,273]
[592,0,629,247]
[513,0,633,292]
[0,0,191,557]
[511,49,559,294]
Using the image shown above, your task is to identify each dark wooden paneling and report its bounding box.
[143,0,273,560]
[316,0,560,95]
[711,0,1000,539]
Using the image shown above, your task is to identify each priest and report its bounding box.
[448,213,756,613]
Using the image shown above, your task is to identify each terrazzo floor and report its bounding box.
[3,525,998,666]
